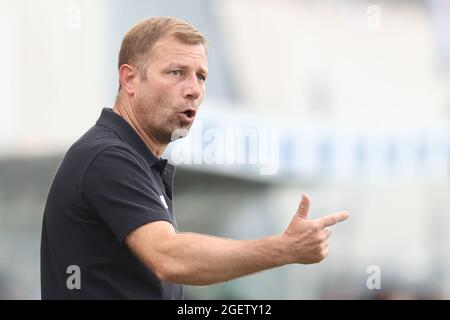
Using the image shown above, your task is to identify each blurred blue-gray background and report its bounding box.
[0,0,449,299]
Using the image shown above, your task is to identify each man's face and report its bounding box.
[132,36,208,144]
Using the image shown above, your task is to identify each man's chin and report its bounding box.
[170,128,190,142]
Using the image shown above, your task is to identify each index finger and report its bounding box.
[318,211,350,228]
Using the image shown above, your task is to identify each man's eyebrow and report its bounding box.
[168,63,185,69]
[199,67,208,77]
[168,63,208,76]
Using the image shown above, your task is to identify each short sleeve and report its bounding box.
[81,145,174,245]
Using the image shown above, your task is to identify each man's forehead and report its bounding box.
[151,37,207,65]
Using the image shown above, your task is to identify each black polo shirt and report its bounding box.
[40,108,183,300]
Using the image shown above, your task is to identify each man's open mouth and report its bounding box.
[178,109,196,122]
[181,109,196,118]
[184,109,195,118]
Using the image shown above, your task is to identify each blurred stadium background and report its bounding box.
[0,0,449,299]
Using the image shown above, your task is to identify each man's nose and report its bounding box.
[182,75,202,100]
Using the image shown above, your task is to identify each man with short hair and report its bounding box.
[40,16,349,300]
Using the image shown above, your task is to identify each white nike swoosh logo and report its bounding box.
[159,195,169,209]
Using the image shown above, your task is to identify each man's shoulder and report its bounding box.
[80,122,142,152]
[62,124,143,174]
[68,125,114,156]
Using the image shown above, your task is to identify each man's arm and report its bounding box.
[125,193,349,285]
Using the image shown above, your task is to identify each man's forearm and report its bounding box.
[155,232,289,285]
[127,196,350,286]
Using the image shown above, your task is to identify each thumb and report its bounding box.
[297,193,310,219]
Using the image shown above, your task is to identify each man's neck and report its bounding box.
[112,101,166,158]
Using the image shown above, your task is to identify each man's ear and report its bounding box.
[119,64,137,96]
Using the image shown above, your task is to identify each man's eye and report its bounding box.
[197,74,206,81]
[170,70,181,76]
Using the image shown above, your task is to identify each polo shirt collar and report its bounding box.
[96,108,172,174]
